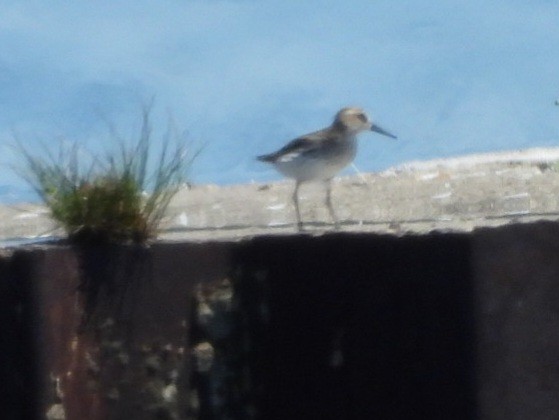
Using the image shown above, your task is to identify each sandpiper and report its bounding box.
[257,107,396,231]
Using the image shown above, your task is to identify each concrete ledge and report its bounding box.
[4,150,559,243]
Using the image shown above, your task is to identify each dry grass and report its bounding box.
[15,107,199,244]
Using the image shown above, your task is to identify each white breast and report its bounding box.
[274,137,357,182]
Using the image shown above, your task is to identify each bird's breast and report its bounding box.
[273,137,357,182]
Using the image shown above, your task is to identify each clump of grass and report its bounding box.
[15,108,198,244]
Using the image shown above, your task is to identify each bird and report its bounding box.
[257,107,396,231]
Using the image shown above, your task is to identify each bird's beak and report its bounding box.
[371,124,397,139]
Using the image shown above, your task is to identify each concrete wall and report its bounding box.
[1,222,559,419]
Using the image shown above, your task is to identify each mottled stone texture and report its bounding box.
[2,223,559,419]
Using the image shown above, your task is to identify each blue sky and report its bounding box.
[1,0,558,201]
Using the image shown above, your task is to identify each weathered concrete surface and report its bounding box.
[3,148,559,243]
[165,157,559,239]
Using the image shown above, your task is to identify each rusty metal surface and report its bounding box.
[12,243,231,419]
[4,222,559,418]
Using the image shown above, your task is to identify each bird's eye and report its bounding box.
[356,113,367,123]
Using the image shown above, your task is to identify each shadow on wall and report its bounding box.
[0,251,43,419]
[228,234,475,420]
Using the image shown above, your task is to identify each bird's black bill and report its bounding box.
[371,124,397,139]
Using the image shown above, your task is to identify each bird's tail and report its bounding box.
[256,153,275,163]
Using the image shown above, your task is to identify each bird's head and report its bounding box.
[334,107,396,139]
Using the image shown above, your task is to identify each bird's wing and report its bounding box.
[257,129,330,163]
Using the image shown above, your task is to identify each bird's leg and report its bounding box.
[325,179,339,229]
[292,181,303,232]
